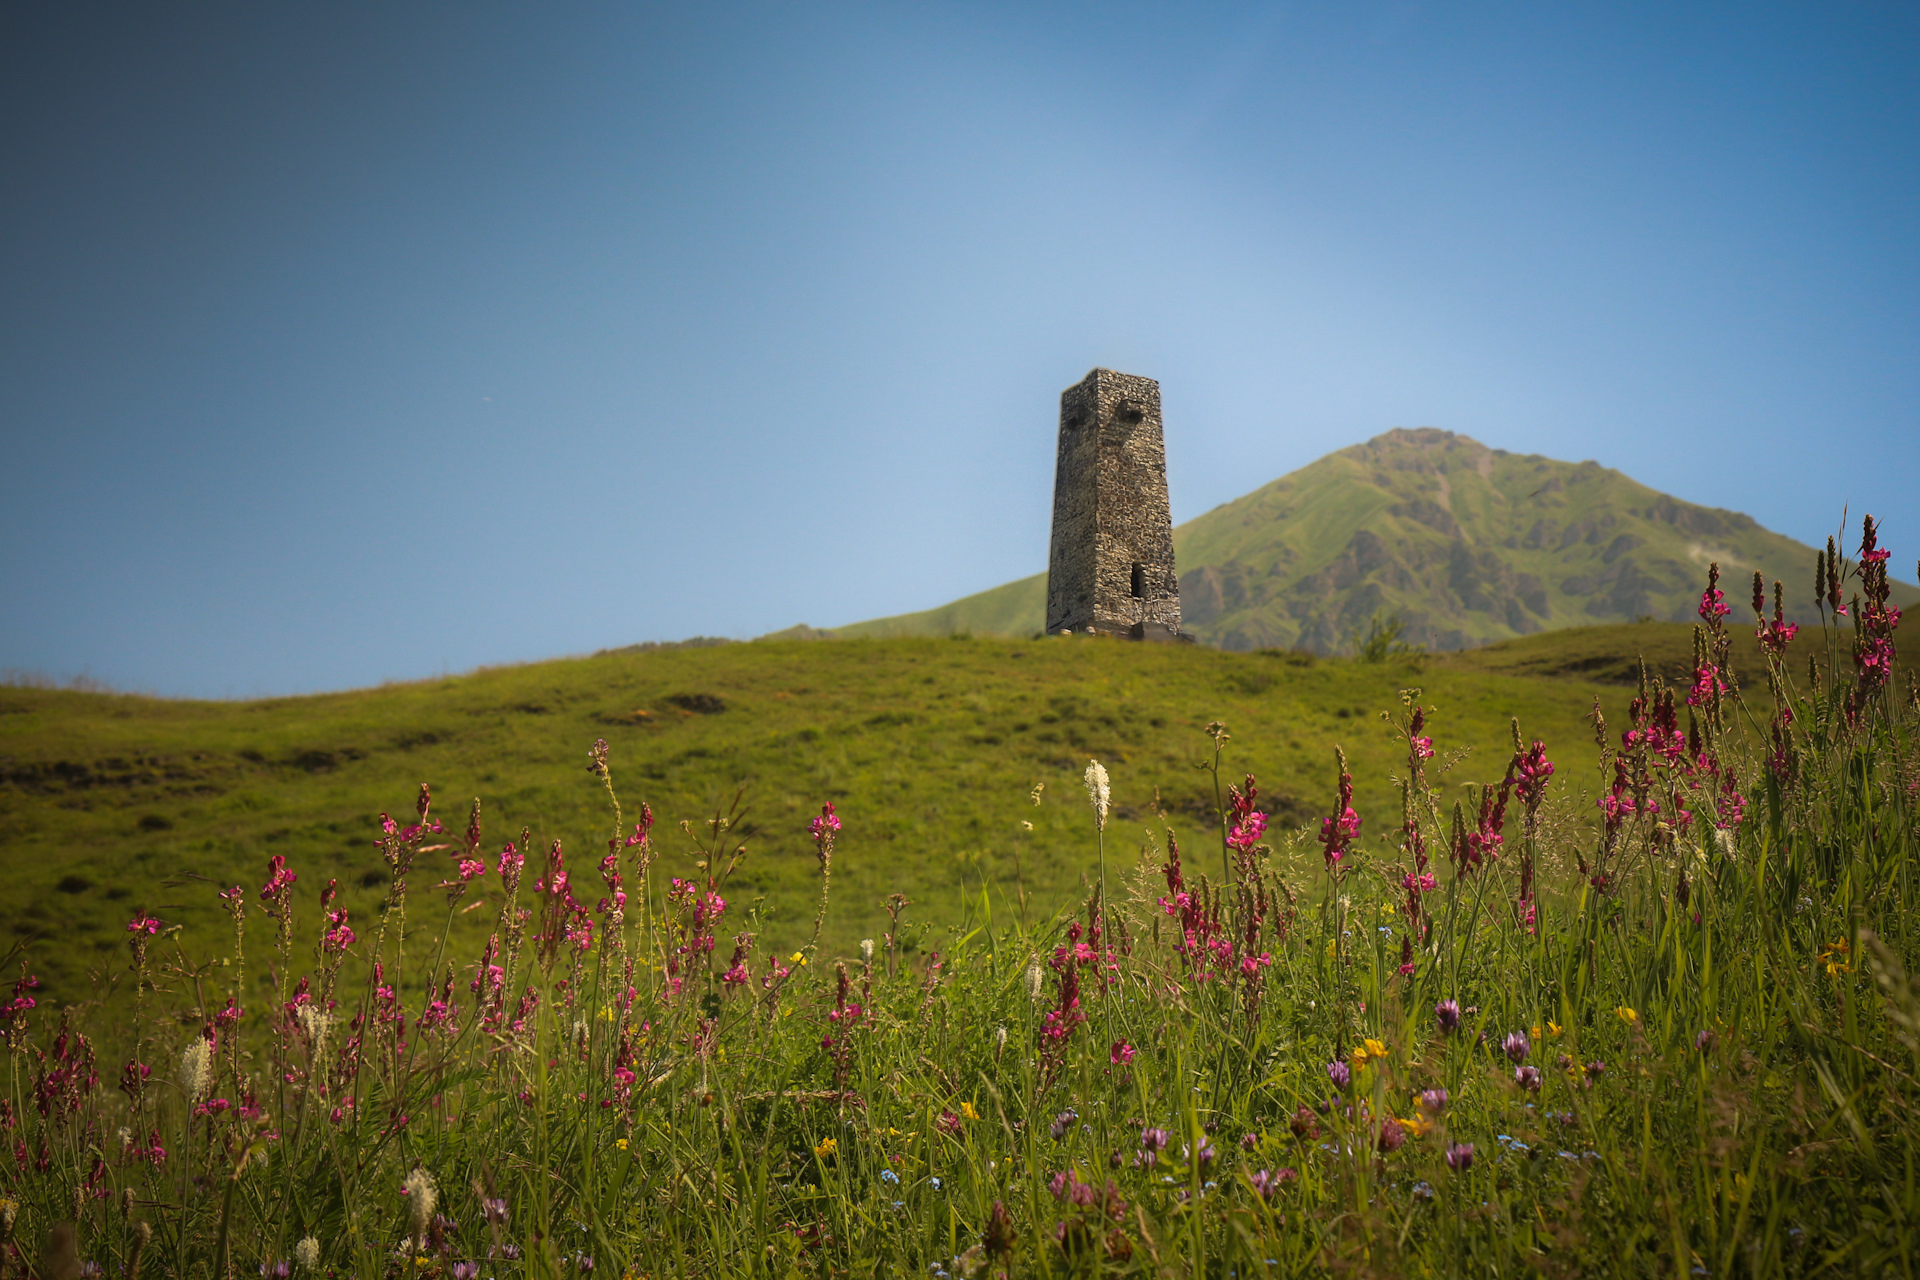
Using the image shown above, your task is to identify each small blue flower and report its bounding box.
[880,1169,899,1185]
[930,1177,943,1191]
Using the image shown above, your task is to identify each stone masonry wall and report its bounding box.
[1045,368,1182,636]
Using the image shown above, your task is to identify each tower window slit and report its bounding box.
[1130,562,1144,599]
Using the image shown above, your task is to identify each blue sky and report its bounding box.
[3,3,1915,697]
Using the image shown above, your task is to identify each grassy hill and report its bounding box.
[830,429,1918,651]
[7,618,1890,1003]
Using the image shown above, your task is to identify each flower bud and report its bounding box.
[1083,760,1111,831]
[403,1168,438,1239]
[179,1037,212,1103]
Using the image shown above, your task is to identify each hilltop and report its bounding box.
[0,624,1764,1001]
[828,429,1917,651]
[11,612,1909,1002]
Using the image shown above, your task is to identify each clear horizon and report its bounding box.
[4,4,1916,697]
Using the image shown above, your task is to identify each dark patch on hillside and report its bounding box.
[290,747,366,772]
[0,755,224,794]
[667,693,727,715]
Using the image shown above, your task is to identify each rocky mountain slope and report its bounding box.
[825,428,1915,652]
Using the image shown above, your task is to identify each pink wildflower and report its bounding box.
[1318,752,1361,871]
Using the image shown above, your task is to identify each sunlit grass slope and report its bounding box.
[0,629,1728,1000]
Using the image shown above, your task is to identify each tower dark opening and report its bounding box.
[1130,562,1145,598]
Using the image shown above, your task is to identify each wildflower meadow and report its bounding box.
[3,520,1919,1277]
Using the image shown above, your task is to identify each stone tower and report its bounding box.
[1045,368,1183,639]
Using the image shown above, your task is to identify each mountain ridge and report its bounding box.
[819,428,1916,652]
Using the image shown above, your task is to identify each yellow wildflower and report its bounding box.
[1819,940,1852,978]
[1363,1038,1388,1060]
[1616,1006,1638,1024]
[1530,1024,1542,1040]
[615,1138,629,1151]
[960,1101,980,1122]
[790,951,807,966]
[1547,1021,1563,1038]
[813,1137,837,1159]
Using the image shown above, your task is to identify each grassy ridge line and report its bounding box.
[830,572,1045,640]
[0,631,1693,1001]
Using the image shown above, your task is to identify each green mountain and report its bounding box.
[829,428,1915,652]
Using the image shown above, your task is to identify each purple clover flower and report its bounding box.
[1248,1167,1296,1200]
